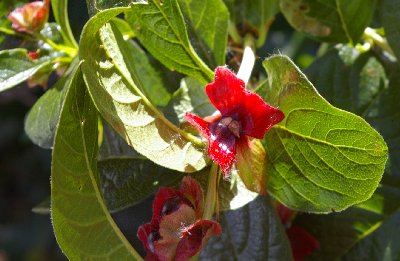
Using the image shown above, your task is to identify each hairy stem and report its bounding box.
[202,163,220,220]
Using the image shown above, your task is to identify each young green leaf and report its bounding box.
[178,0,228,66]
[262,55,388,213]
[125,0,214,84]
[51,66,142,260]
[25,60,78,149]
[0,48,53,92]
[280,0,376,44]
[80,8,208,172]
[200,196,293,261]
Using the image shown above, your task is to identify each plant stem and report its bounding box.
[34,33,77,57]
[237,34,256,85]
[363,27,395,57]
[202,163,220,220]
[228,20,242,44]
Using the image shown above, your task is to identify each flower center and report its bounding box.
[218,117,241,138]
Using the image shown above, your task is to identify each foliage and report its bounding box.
[1,0,399,260]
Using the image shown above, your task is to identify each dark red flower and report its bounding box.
[8,0,50,33]
[276,203,320,261]
[137,176,221,261]
[185,66,284,176]
[286,226,320,261]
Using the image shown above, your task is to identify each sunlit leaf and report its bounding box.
[262,55,387,213]
[125,0,214,84]
[51,66,142,260]
[80,7,208,172]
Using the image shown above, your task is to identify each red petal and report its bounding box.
[287,226,320,261]
[208,130,236,176]
[179,176,204,218]
[185,112,211,139]
[137,223,157,253]
[175,220,222,261]
[238,92,284,139]
[205,67,284,139]
[151,188,184,226]
[205,67,246,116]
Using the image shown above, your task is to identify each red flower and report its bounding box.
[137,176,221,261]
[185,66,284,176]
[276,203,320,261]
[7,0,50,33]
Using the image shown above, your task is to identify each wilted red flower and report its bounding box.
[137,176,221,261]
[185,66,284,176]
[7,0,50,33]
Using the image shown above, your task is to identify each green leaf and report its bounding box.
[280,0,376,44]
[178,0,228,66]
[0,48,53,92]
[225,0,279,47]
[200,196,293,261]
[262,55,388,213]
[125,0,214,84]
[127,41,171,107]
[24,60,78,149]
[305,46,387,116]
[306,47,399,177]
[163,77,214,125]
[80,8,208,172]
[381,0,400,59]
[51,66,142,260]
[295,181,400,260]
[342,213,400,260]
[99,158,184,212]
[85,0,131,17]
[51,0,78,47]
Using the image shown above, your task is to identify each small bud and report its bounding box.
[8,0,50,33]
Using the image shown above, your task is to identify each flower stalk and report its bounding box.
[202,163,220,220]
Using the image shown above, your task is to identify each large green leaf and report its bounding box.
[51,66,142,260]
[262,55,387,213]
[24,60,78,149]
[99,158,184,212]
[295,181,400,260]
[200,196,293,261]
[127,41,171,108]
[305,46,399,178]
[305,46,387,117]
[80,8,208,172]
[381,0,400,59]
[51,0,78,47]
[178,0,228,66]
[0,49,53,92]
[125,0,214,84]
[280,0,376,44]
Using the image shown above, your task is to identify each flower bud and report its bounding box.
[8,0,50,33]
